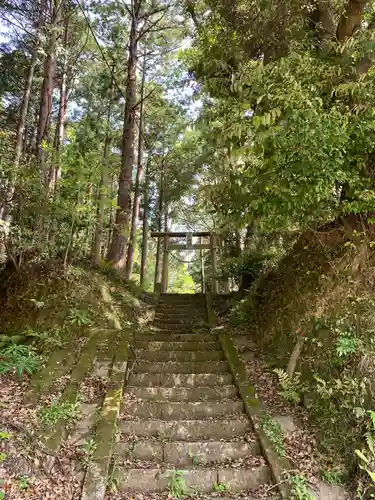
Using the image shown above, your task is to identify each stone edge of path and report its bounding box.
[81,332,129,500]
[41,331,103,472]
[205,292,292,499]
[80,293,159,500]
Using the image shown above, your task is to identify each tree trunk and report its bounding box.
[1,48,38,220]
[140,158,150,287]
[107,2,139,268]
[36,0,61,179]
[51,16,69,193]
[154,162,165,291]
[125,50,146,280]
[15,50,38,167]
[336,0,369,42]
[200,237,205,293]
[93,84,114,265]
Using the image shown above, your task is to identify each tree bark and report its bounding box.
[50,15,69,193]
[140,158,150,287]
[15,50,38,168]
[1,48,38,221]
[93,84,114,265]
[336,0,369,41]
[36,0,62,178]
[107,1,140,268]
[125,50,146,279]
[154,161,165,290]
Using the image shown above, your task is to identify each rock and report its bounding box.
[308,481,350,499]
[273,414,297,433]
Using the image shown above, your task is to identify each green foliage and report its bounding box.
[79,438,97,466]
[259,410,285,457]
[288,474,314,500]
[188,450,199,466]
[213,482,228,492]
[0,431,10,496]
[322,467,345,486]
[0,344,40,378]
[274,369,305,404]
[355,411,375,492]
[167,469,189,498]
[335,335,359,358]
[18,476,30,490]
[68,308,92,326]
[38,399,80,428]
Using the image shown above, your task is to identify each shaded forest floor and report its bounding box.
[0,262,151,499]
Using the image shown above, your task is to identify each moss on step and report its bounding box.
[40,331,102,469]
[26,344,80,404]
[219,332,292,498]
[81,331,129,500]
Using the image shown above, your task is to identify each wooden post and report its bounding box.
[200,237,205,294]
[211,232,219,294]
[161,235,169,293]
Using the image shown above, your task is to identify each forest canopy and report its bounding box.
[0,0,375,289]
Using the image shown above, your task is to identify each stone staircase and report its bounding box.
[115,293,272,496]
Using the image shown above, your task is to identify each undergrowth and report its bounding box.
[0,261,150,382]
[232,227,375,492]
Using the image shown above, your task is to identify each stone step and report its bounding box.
[120,418,251,440]
[139,333,216,342]
[155,316,206,323]
[154,317,201,324]
[129,372,233,387]
[159,293,205,301]
[154,312,206,320]
[157,302,205,309]
[135,361,229,374]
[135,340,221,351]
[122,400,243,420]
[156,305,207,312]
[136,349,224,362]
[116,440,260,465]
[116,466,270,493]
[153,324,198,331]
[127,385,238,401]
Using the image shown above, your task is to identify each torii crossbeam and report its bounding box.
[150,231,218,294]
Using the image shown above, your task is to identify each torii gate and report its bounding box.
[150,231,218,294]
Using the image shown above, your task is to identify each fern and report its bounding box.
[274,368,304,404]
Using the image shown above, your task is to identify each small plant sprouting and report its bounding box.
[167,469,189,498]
[0,431,9,466]
[0,479,5,500]
[288,474,314,500]
[260,411,285,457]
[213,482,228,492]
[68,308,92,326]
[39,399,80,428]
[79,438,97,465]
[18,475,30,490]
[322,467,345,485]
[188,450,199,466]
